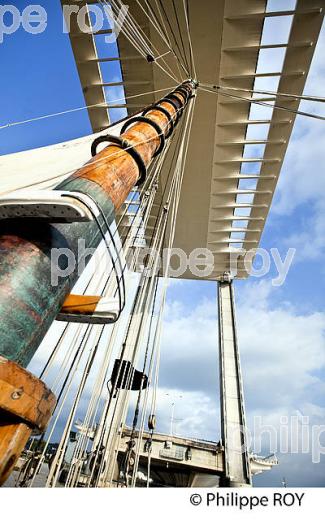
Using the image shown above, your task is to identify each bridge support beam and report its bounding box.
[218,278,251,487]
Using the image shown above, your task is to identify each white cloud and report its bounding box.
[237,281,325,410]
[274,118,325,216]
[269,25,325,262]
[161,280,325,418]
[157,279,325,484]
[153,387,219,441]
[281,200,325,261]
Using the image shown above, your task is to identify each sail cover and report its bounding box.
[0,123,123,196]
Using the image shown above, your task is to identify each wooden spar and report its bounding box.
[60,294,102,314]
[0,80,196,367]
[0,80,196,484]
[0,356,56,485]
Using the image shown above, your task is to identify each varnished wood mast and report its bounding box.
[0,80,196,484]
[69,86,193,210]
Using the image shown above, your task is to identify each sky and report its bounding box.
[1,0,325,487]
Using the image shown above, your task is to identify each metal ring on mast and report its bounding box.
[121,116,166,156]
[91,134,147,186]
[159,97,182,124]
[142,105,174,138]
[173,87,190,103]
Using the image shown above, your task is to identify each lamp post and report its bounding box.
[165,393,183,436]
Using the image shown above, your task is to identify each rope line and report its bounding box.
[157,0,191,78]
[200,82,325,103]
[135,0,183,80]
[199,86,325,121]
[183,0,197,80]
[0,86,176,131]
[100,0,180,83]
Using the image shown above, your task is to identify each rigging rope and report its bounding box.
[153,0,184,81]
[100,0,180,83]
[134,0,184,81]
[157,0,191,78]
[28,323,99,487]
[137,0,191,81]
[112,0,180,82]
[20,138,171,487]
[182,0,197,80]
[98,121,189,486]
[99,99,196,487]
[0,86,176,131]
[200,83,325,103]
[70,177,163,487]
[100,198,173,485]
[199,86,325,121]
[129,95,196,487]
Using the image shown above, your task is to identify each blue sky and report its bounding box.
[0,0,127,156]
[1,0,325,487]
[1,1,91,154]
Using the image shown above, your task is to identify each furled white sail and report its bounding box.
[0,123,123,196]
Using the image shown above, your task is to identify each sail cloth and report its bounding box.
[0,122,123,196]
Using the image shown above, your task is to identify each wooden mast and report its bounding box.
[0,80,197,484]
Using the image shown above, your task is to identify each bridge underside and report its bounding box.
[119,454,221,487]
[63,0,324,280]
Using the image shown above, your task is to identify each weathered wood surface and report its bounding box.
[0,81,194,367]
[61,294,101,314]
[68,97,181,209]
[0,356,56,485]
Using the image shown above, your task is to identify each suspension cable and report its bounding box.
[182,0,197,80]
[0,85,178,132]
[130,96,196,487]
[100,0,180,83]
[199,86,325,121]
[134,0,184,82]
[157,0,191,78]
[200,83,325,103]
